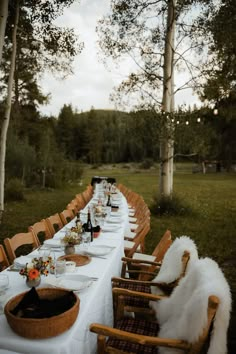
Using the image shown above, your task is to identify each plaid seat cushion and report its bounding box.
[107,317,159,353]
[121,282,151,308]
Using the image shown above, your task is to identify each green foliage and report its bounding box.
[140,158,154,169]
[5,178,25,201]
[150,194,193,216]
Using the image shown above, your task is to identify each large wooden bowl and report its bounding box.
[4,287,80,339]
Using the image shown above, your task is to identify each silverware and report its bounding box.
[7,267,20,272]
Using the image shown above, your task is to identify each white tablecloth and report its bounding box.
[0,193,128,354]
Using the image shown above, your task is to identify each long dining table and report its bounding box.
[0,188,129,354]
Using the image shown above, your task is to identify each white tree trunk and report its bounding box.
[0,0,8,64]
[159,0,176,198]
[0,0,19,222]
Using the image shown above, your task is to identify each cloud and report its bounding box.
[39,0,201,117]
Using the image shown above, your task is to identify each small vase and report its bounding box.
[64,244,75,255]
[26,276,41,288]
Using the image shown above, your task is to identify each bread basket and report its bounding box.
[4,287,80,339]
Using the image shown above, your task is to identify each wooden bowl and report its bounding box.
[4,287,80,339]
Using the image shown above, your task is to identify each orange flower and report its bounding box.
[28,268,40,280]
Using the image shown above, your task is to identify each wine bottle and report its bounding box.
[85,207,93,242]
[106,194,111,207]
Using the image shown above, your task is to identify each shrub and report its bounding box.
[5,178,25,201]
[140,158,154,169]
[150,194,193,216]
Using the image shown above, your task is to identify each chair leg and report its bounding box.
[97,334,107,354]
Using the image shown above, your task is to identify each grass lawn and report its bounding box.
[0,163,235,352]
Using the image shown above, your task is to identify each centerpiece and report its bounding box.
[61,228,82,255]
[19,257,51,288]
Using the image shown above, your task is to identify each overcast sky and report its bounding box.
[39,0,201,117]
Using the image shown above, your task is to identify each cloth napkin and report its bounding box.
[14,256,34,269]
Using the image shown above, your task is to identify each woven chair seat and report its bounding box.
[107,317,159,353]
[120,282,151,308]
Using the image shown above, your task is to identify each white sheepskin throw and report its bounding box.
[156,257,232,354]
[151,236,198,292]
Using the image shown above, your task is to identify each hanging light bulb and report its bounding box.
[185,121,189,125]
[197,117,201,123]
[176,120,180,124]
[213,109,218,115]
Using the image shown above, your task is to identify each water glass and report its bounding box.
[82,232,91,248]
[0,274,9,295]
[55,260,66,278]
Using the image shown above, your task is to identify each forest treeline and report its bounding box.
[1,101,235,191]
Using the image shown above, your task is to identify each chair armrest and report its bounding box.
[121,256,162,266]
[90,323,191,351]
[112,287,167,301]
[112,276,171,289]
[112,276,156,286]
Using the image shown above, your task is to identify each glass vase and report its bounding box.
[64,244,75,255]
[26,276,41,288]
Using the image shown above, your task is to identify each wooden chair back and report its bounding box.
[28,219,52,243]
[124,221,150,258]
[59,209,75,226]
[152,229,172,261]
[0,244,10,270]
[4,231,40,264]
[45,213,63,236]
[135,230,172,281]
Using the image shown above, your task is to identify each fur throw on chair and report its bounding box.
[151,236,198,297]
[155,257,232,354]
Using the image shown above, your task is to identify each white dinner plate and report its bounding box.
[43,239,62,248]
[84,245,114,257]
[106,218,122,224]
[102,224,121,232]
[45,274,93,292]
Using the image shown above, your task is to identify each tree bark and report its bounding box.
[0,0,8,64]
[0,0,19,222]
[159,0,176,198]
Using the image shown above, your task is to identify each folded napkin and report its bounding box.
[14,256,34,268]
[11,287,76,318]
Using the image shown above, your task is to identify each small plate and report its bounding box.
[58,254,91,266]
[84,245,114,257]
[45,274,93,291]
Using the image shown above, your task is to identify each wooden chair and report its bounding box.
[112,250,190,322]
[45,213,63,236]
[124,220,150,257]
[0,244,10,270]
[112,236,198,321]
[28,219,53,243]
[75,193,86,209]
[4,231,40,264]
[66,198,84,216]
[121,229,172,279]
[90,258,231,354]
[59,209,75,226]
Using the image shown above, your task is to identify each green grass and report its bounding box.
[0,164,235,351]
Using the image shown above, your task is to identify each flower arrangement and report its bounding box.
[19,257,51,280]
[61,230,81,246]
